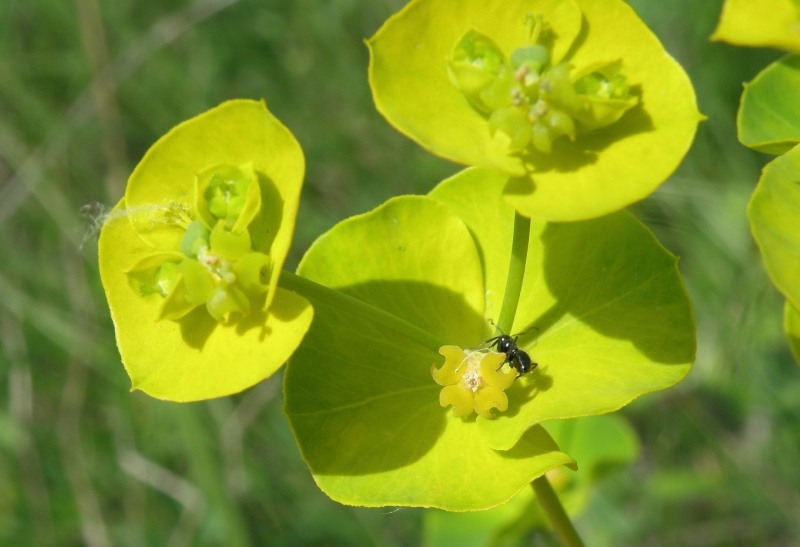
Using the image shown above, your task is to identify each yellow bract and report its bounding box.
[712,0,800,51]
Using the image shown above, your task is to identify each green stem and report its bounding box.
[496,212,583,547]
[494,212,530,335]
[278,270,444,351]
[532,476,585,547]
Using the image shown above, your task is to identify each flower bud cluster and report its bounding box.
[448,17,637,154]
[126,163,271,322]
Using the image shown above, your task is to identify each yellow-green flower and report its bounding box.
[432,345,516,418]
[125,162,273,322]
[368,0,702,220]
[447,19,638,155]
[99,100,313,401]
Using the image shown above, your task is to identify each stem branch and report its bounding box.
[495,212,530,335]
[532,476,585,547]
[496,211,584,546]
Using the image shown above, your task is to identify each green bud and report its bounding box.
[574,60,633,100]
[209,220,251,261]
[179,259,215,305]
[204,167,249,220]
[448,30,513,113]
[574,72,604,96]
[510,45,549,73]
[531,122,554,154]
[489,107,531,152]
[125,252,185,297]
[451,29,506,74]
[529,108,575,153]
[233,252,271,295]
[607,74,631,99]
[180,219,210,258]
[573,94,639,130]
[540,63,581,112]
[571,60,638,129]
[206,285,250,322]
[477,66,516,111]
[195,163,261,233]
[157,276,196,321]
[154,261,180,297]
[546,108,576,142]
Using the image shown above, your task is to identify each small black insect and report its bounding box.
[485,333,538,379]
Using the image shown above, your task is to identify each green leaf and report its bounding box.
[738,55,800,154]
[99,100,313,401]
[368,0,702,220]
[748,144,800,310]
[712,0,800,52]
[294,195,486,345]
[285,196,574,510]
[285,168,692,508]
[427,168,516,324]
[430,169,694,451]
[749,148,800,366]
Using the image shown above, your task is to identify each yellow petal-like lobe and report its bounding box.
[474,386,509,418]
[432,345,468,385]
[439,384,475,417]
[480,353,516,389]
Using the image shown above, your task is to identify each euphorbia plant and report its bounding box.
[98,100,313,401]
[712,0,800,363]
[98,0,702,542]
[283,168,694,511]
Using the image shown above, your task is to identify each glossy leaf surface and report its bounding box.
[738,55,800,154]
[285,168,693,508]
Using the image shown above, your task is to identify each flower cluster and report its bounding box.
[448,16,636,154]
[99,99,312,401]
[368,0,702,220]
[127,162,271,322]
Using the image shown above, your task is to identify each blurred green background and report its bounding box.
[1,0,799,545]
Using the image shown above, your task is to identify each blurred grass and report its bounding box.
[0,0,799,545]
